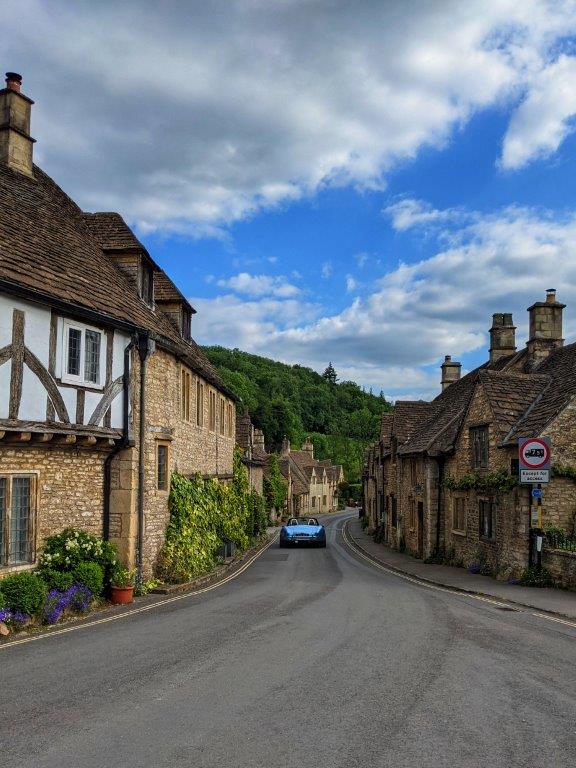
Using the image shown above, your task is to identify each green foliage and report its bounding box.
[158,451,267,583]
[38,528,118,586]
[519,566,555,588]
[0,572,48,615]
[339,481,362,503]
[0,587,5,610]
[552,463,576,481]
[443,468,517,494]
[203,346,392,481]
[39,568,75,592]
[111,566,135,588]
[73,562,104,596]
[424,545,464,568]
[263,454,287,514]
[322,362,338,385]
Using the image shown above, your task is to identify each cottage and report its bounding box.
[0,73,237,579]
[236,413,267,495]
[279,437,343,516]
[363,290,576,587]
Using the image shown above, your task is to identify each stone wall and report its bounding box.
[0,444,108,575]
[543,549,576,590]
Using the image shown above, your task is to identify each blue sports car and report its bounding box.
[279,517,327,548]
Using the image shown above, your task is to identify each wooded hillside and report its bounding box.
[203,346,392,482]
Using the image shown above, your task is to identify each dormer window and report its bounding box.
[182,307,191,340]
[140,259,154,306]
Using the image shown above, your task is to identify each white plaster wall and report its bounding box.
[0,361,10,418]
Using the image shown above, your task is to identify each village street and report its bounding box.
[1,510,575,768]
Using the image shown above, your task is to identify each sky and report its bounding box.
[3,0,576,400]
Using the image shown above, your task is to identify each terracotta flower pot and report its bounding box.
[111,585,134,605]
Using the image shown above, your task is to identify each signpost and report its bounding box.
[518,437,551,568]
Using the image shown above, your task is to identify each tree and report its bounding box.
[322,362,338,385]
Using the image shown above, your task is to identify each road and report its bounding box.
[1,510,575,768]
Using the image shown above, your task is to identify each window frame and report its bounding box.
[470,425,489,470]
[478,498,495,541]
[61,319,105,389]
[219,397,225,436]
[208,390,216,432]
[452,495,467,534]
[181,367,192,422]
[196,379,204,427]
[0,473,38,569]
[156,442,170,492]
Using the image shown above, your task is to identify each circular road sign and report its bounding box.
[520,438,551,469]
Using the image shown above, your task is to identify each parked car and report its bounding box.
[279,517,327,548]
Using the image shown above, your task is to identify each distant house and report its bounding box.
[279,437,343,516]
[363,291,576,587]
[0,73,238,578]
[236,413,267,495]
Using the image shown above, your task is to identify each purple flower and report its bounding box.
[42,584,92,625]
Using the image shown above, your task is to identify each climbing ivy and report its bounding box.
[157,450,267,583]
[263,454,287,516]
[552,463,576,481]
[443,468,517,494]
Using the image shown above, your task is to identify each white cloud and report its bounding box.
[345,275,358,292]
[194,204,576,398]
[501,54,576,169]
[217,272,300,298]
[384,198,465,232]
[2,1,576,231]
[321,262,333,279]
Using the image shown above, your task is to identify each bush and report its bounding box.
[0,572,48,615]
[39,568,74,592]
[519,566,555,588]
[72,562,104,596]
[43,585,92,625]
[38,528,118,586]
[0,587,5,609]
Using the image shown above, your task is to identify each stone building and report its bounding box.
[0,73,237,579]
[363,290,576,587]
[279,437,343,516]
[236,413,267,495]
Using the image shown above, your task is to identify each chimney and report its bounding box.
[490,313,516,363]
[301,436,314,459]
[253,429,265,449]
[441,355,461,391]
[526,289,565,370]
[0,72,35,176]
[280,436,291,456]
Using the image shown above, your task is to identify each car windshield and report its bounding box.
[287,518,319,526]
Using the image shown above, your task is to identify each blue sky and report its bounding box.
[4,0,576,399]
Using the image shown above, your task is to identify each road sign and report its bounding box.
[519,437,551,484]
[530,506,542,527]
[532,487,543,499]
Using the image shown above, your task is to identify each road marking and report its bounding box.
[0,534,279,651]
[341,520,576,631]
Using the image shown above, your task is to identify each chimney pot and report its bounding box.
[5,72,22,92]
[546,288,556,303]
[441,355,461,391]
[489,311,516,363]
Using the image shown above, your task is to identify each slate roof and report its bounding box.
[0,164,235,399]
[153,271,195,313]
[479,370,549,437]
[81,212,148,254]
[504,342,576,443]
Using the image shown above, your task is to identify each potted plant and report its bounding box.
[110,566,135,605]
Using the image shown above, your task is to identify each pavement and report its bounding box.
[347,517,576,619]
[1,509,575,768]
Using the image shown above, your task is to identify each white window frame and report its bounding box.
[61,319,105,389]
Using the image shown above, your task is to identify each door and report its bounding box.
[417,501,424,558]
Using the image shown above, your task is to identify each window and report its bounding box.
[0,475,36,566]
[227,403,234,437]
[62,320,103,387]
[208,391,216,432]
[181,308,191,340]
[470,426,489,469]
[219,398,225,436]
[157,444,169,491]
[181,368,191,421]
[140,261,154,306]
[323,495,327,506]
[452,497,466,533]
[196,379,204,427]
[311,497,316,508]
[479,499,495,540]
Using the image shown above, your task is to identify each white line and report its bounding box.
[0,534,279,651]
[341,521,576,631]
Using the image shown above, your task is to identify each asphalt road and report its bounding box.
[1,510,575,768]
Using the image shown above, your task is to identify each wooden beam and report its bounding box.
[81,435,97,445]
[34,433,54,443]
[18,432,32,442]
[53,434,77,445]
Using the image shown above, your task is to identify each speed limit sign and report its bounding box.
[518,437,551,483]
